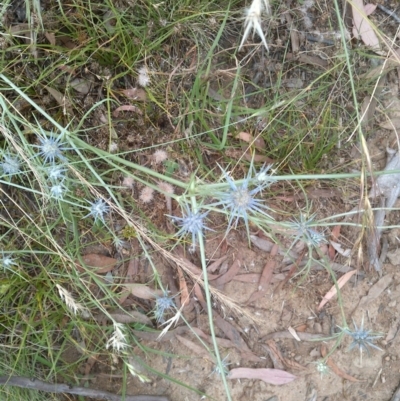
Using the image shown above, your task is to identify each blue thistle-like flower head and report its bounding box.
[85,198,109,222]
[34,132,68,164]
[170,202,210,250]
[47,165,66,181]
[1,252,17,271]
[50,183,67,199]
[1,153,21,175]
[211,166,273,235]
[345,319,383,355]
[211,355,231,377]
[154,292,175,323]
[289,214,326,247]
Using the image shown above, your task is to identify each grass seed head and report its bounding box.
[56,284,86,315]
[106,322,128,353]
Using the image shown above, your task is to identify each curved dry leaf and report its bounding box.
[380,118,400,130]
[122,87,147,101]
[358,274,393,309]
[113,105,142,117]
[176,266,190,307]
[176,335,214,361]
[108,310,153,326]
[321,345,361,382]
[45,86,72,110]
[124,283,163,300]
[82,254,118,273]
[329,241,351,257]
[352,0,380,50]
[228,368,296,385]
[318,270,357,311]
[70,78,91,94]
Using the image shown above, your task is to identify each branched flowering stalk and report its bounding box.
[239,0,271,51]
[106,322,128,353]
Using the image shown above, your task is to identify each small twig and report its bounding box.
[0,376,170,401]
[377,4,400,24]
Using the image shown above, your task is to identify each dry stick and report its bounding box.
[0,376,170,401]
[377,4,400,24]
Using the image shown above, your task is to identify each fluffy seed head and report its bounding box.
[85,198,109,222]
[122,176,135,188]
[109,141,118,153]
[153,149,168,164]
[157,181,174,195]
[137,66,150,87]
[140,186,154,203]
[1,154,20,175]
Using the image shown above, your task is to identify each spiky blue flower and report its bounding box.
[1,252,17,271]
[254,163,274,185]
[50,184,67,199]
[211,355,231,377]
[170,203,210,250]
[47,165,66,181]
[289,214,326,247]
[154,292,175,324]
[345,319,383,355]
[1,153,20,175]
[211,167,273,235]
[85,198,109,222]
[34,133,68,164]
